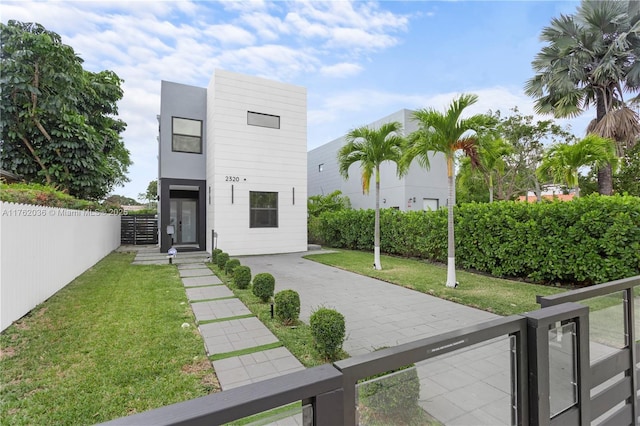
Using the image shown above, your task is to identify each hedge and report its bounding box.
[316,194,640,285]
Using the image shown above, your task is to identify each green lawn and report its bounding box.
[304,250,567,316]
[0,252,217,426]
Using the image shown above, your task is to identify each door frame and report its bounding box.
[159,178,206,253]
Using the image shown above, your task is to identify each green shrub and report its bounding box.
[358,347,421,424]
[224,259,241,275]
[252,273,275,302]
[211,248,223,263]
[318,194,640,285]
[233,266,252,289]
[309,307,345,360]
[216,252,229,269]
[274,290,300,325]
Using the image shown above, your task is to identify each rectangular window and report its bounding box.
[250,191,278,228]
[247,111,280,129]
[172,117,202,153]
[318,163,324,172]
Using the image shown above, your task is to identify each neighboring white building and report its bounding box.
[158,69,307,255]
[308,109,448,211]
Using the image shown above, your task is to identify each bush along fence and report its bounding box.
[313,194,640,285]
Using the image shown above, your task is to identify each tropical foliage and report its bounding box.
[525,0,640,194]
[537,134,618,197]
[314,194,640,285]
[404,94,496,287]
[337,122,406,270]
[0,21,131,200]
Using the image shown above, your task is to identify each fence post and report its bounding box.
[624,288,638,422]
[524,302,589,426]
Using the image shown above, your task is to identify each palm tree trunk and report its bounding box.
[445,155,457,288]
[374,166,382,270]
[595,95,614,195]
[489,173,494,203]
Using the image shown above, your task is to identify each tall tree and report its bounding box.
[537,134,618,197]
[0,21,131,200]
[525,0,640,195]
[337,122,406,270]
[404,94,495,287]
[496,108,574,201]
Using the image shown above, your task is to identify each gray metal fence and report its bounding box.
[99,275,640,426]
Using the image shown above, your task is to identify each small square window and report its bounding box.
[172,117,202,153]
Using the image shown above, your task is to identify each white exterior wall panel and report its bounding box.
[207,69,307,256]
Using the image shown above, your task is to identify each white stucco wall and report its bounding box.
[206,69,307,255]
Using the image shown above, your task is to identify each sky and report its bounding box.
[3,0,592,200]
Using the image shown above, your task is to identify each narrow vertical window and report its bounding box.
[318,163,324,172]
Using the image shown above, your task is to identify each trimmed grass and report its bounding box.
[209,342,284,361]
[304,250,566,316]
[207,265,348,366]
[0,252,218,426]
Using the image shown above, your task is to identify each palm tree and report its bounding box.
[525,0,640,195]
[475,136,513,203]
[337,121,406,270]
[404,94,495,287]
[537,134,618,197]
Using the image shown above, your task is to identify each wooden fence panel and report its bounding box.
[121,215,158,245]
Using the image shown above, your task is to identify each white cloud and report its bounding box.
[203,24,256,46]
[320,62,363,78]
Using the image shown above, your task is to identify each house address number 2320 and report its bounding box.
[225,176,240,182]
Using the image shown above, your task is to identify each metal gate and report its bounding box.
[120,214,158,245]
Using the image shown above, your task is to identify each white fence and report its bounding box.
[0,202,121,332]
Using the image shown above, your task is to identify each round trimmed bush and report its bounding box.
[216,252,229,269]
[211,248,223,263]
[224,259,241,275]
[310,308,345,360]
[252,273,275,302]
[358,348,421,423]
[233,266,252,289]
[274,290,300,325]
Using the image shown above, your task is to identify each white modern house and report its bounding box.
[158,69,307,255]
[308,109,448,211]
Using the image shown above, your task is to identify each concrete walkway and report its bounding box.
[237,251,511,425]
[127,246,513,425]
[129,247,304,392]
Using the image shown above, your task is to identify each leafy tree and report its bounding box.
[537,134,618,197]
[138,180,157,207]
[404,94,496,287]
[460,134,512,203]
[614,143,640,196]
[456,157,490,204]
[495,108,574,201]
[525,0,640,195]
[337,122,406,270]
[104,194,139,206]
[0,21,131,200]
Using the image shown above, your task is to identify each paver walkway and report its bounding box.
[237,251,511,425]
[129,247,304,393]
[125,246,517,424]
